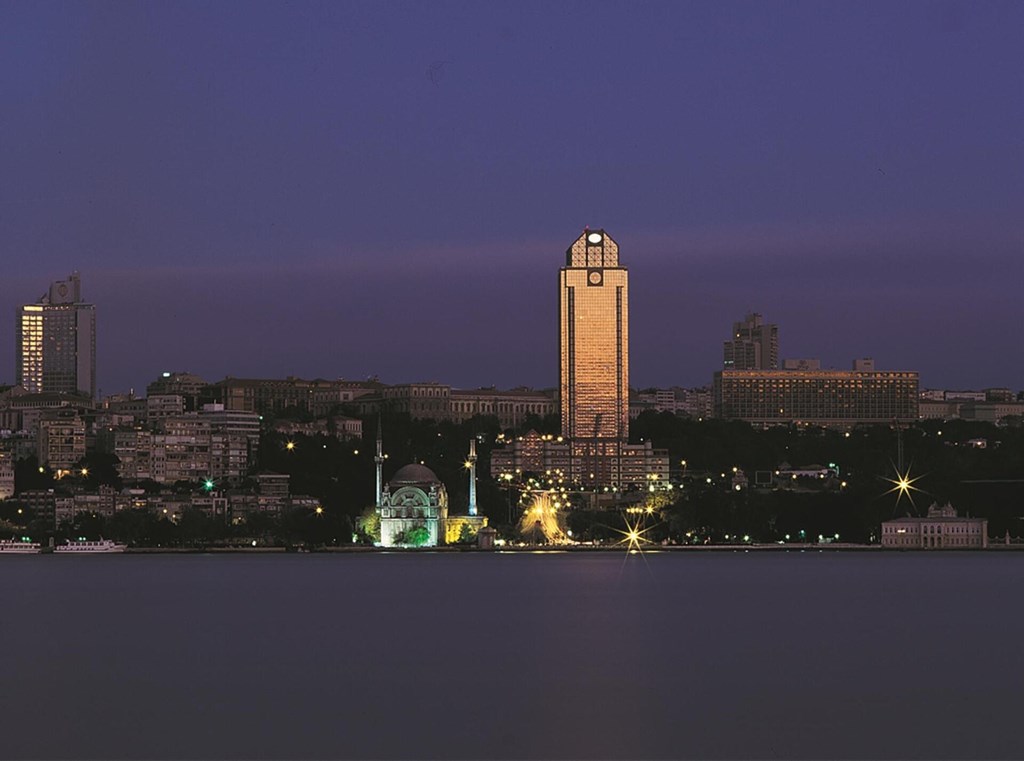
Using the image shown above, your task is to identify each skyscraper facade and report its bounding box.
[16,272,96,399]
[559,229,628,483]
[723,312,778,370]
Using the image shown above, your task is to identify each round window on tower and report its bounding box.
[587,232,603,244]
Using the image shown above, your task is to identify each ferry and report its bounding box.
[55,539,127,554]
[0,539,42,554]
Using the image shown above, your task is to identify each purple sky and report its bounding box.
[1,1,1021,395]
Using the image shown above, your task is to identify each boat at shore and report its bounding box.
[55,539,127,554]
[0,539,42,554]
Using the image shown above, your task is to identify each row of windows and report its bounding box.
[884,536,983,546]
[883,524,981,533]
[383,386,449,398]
[451,401,552,413]
[381,509,438,519]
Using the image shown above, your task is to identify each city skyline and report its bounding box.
[3,6,1022,760]
[1,2,1022,394]
[1,249,1019,396]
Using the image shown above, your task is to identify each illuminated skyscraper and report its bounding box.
[16,272,96,399]
[559,229,628,484]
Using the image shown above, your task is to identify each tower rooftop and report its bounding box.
[564,228,620,268]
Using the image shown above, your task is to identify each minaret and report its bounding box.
[467,438,478,516]
[375,417,384,508]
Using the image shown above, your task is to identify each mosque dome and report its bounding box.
[390,463,441,486]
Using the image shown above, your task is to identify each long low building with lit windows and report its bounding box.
[352,384,556,428]
[713,368,919,426]
[489,430,669,488]
[881,503,988,549]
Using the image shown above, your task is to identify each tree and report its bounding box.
[66,512,107,541]
[398,525,430,547]
[74,452,122,490]
[242,511,281,544]
[108,508,160,546]
[179,507,222,546]
[356,505,380,544]
[457,522,476,544]
[13,456,53,494]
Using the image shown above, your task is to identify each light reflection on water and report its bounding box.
[2,552,1022,759]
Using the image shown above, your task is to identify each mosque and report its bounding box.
[374,424,487,547]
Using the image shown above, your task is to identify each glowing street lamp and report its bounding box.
[285,441,296,452]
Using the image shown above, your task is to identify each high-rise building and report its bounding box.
[16,272,96,398]
[559,229,628,484]
[723,312,778,370]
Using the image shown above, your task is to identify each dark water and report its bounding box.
[2,551,1022,759]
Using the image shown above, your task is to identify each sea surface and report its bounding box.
[2,551,1022,760]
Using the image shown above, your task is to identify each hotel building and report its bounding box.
[559,229,628,484]
[489,430,669,489]
[16,272,96,399]
[714,365,919,426]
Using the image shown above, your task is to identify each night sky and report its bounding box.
[1,1,1021,395]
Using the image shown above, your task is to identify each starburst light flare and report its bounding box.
[615,514,655,555]
[883,463,924,510]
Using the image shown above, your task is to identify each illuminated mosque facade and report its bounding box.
[375,424,486,548]
[378,463,449,547]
